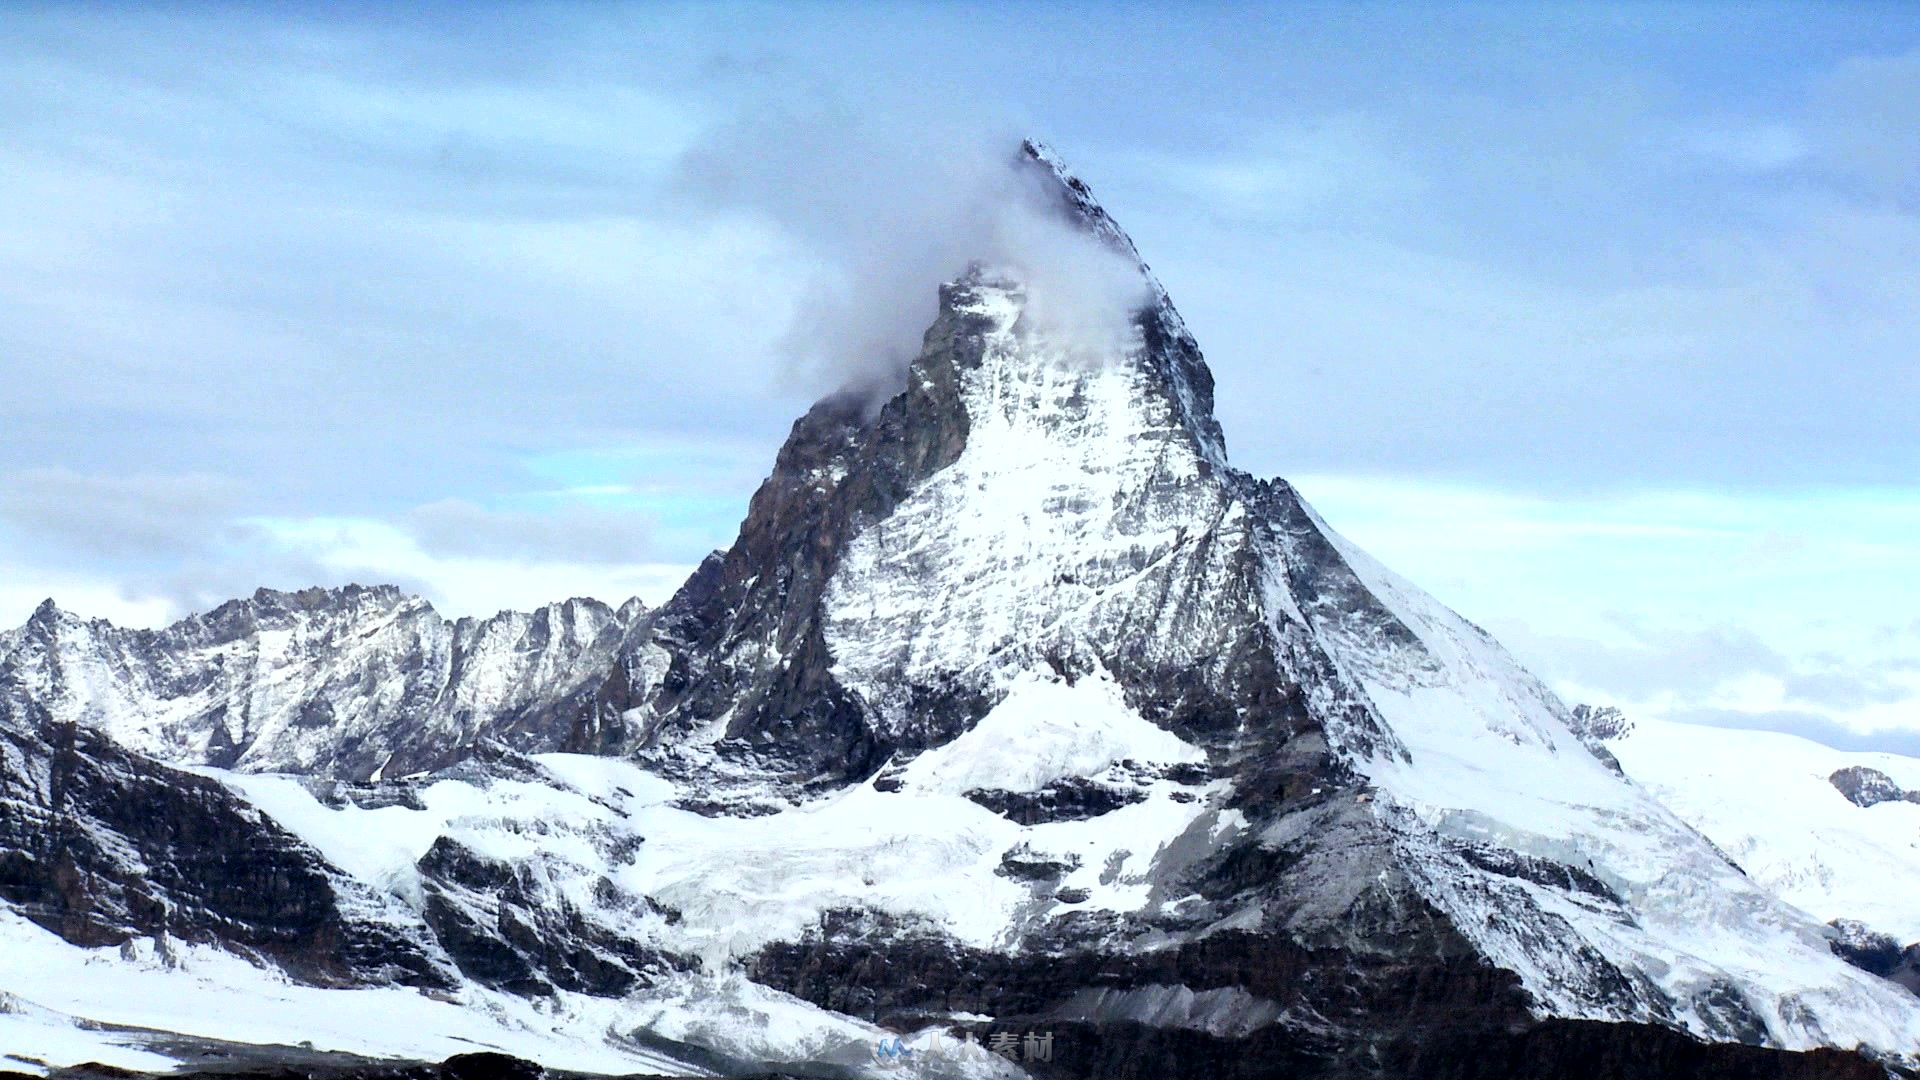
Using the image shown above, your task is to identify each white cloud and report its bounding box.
[0,570,178,629]
[672,108,1151,399]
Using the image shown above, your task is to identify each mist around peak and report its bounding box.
[672,109,1151,405]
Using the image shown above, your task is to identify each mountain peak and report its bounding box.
[1017,136,1064,172]
[1000,139,1227,465]
[1017,138,1146,266]
[246,583,410,607]
[613,144,1252,773]
[23,597,80,635]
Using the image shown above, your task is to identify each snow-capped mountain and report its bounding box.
[2,142,1917,1079]
[0,585,646,779]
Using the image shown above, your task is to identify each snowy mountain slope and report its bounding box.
[822,273,1302,748]
[1,697,1906,1078]
[0,586,645,779]
[1597,717,1920,945]
[1289,525,1920,1048]
[3,140,1918,1080]
[0,739,1037,1078]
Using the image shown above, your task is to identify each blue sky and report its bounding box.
[2,3,1916,749]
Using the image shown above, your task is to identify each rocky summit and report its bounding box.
[2,144,1917,1080]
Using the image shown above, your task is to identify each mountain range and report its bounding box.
[1,142,1914,1080]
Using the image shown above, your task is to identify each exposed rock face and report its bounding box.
[589,337,989,784]
[0,690,454,988]
[1830,919,1920,997]
[1568,705,1632,743]
[748,891,1530,1065]
[1830,765,1920,808]
[962,777,1149,824]
[414,835,685,998]
[403,747,696,998]
[1564,704,1630,773]
[1016,1018,1905,1080]
[1369,1018,1901,1080]
[0,587,646,780]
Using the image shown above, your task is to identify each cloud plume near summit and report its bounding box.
[672,110,1151,400]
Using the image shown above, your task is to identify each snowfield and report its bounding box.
[0,907,706,1076]
[1607,717,1920,943]
[895,670,1207,796]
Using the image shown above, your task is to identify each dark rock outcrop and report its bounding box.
[415,836,688,997]
[0,693,452,988]
[1566,704,1631,772]
[1830,918,1920,997]
[594,318,993,785]
[963,778,1148,824]
[1830,765,1920,808]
